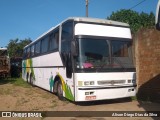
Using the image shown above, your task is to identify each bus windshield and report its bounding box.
[75,38,135,71]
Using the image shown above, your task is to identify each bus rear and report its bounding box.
[72,18,136,101]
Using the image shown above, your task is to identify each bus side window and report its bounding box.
[23,49,27,58]
[27,47,31,58]
[35,41,41,55]
[61,21,73,53]
[31,45,35,57]
[49,28,59,51]
[41,37,49,53]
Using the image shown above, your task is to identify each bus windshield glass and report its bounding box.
[75,38,135,71]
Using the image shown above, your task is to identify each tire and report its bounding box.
[57,80,65,101]
[30,75,35,87]
[26,73,29,83]
[53,80,58,94]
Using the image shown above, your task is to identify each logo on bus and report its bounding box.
[111,80,115,85]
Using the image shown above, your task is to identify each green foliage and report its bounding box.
[7,38,32,57]
[107,9,155,33]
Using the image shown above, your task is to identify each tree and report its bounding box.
[7,38,32,58]
[107,9,155,33]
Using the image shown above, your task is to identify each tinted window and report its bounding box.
[49,29,59,51]
[31,45,35,56]
[41,37,49,53]
[23,49,27,58]
[35,41,41,55]
[61,21,73,53]
[111,41,129,57]
[27,47,30,58]
[61,21,73,42]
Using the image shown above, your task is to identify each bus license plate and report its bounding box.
[85,96,96,100]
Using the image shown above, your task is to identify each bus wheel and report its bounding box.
[26,73,29,83]
[57,80,65,101]
[30,75,35,87]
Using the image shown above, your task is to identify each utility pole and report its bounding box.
[86,0,89,17]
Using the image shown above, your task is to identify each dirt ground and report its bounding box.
[0,79,160,120]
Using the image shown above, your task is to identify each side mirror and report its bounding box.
[71,40,78,56]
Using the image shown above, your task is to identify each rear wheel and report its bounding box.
[30,75,35,87]
[26,73,29,83]
[57,80,65,101]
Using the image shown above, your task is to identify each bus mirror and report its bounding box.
[71,41,78,56]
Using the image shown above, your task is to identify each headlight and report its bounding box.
[128,79,132,83]
[84,81,94,85]
[90,81,94,85]
[84,81,90,85]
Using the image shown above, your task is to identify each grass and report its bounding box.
[0,77,31,88]
[0,77,31,96]
[131,96,137,101]
[12,78,31,88]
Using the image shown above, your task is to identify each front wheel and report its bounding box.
[57,81,65,101]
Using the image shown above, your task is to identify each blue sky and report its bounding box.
[0,0,158,47]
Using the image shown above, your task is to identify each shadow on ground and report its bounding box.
[0,78,17,85]
[74,97,132,106]
[137,74,160,120]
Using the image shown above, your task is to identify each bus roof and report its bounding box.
[70,17,129,26]
[24,17,130,49]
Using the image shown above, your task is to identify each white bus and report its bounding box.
[156,0,160,30]
[22,17,136,102]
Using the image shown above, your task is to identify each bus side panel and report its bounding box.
[22,52,75,101]
[56,68,75,101]
[31,52,63,91]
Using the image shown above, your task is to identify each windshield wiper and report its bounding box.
[96,60,110,72]
[113,57,127,72]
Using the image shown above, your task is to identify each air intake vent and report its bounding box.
[97,80,126,85]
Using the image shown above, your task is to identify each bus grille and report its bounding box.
[97,80,126,85]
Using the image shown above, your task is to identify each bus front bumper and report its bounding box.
[75,85,137,102]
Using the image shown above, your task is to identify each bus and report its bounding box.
[22,17,136,102]
[0,48,10,78]
[156,0,160,30]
